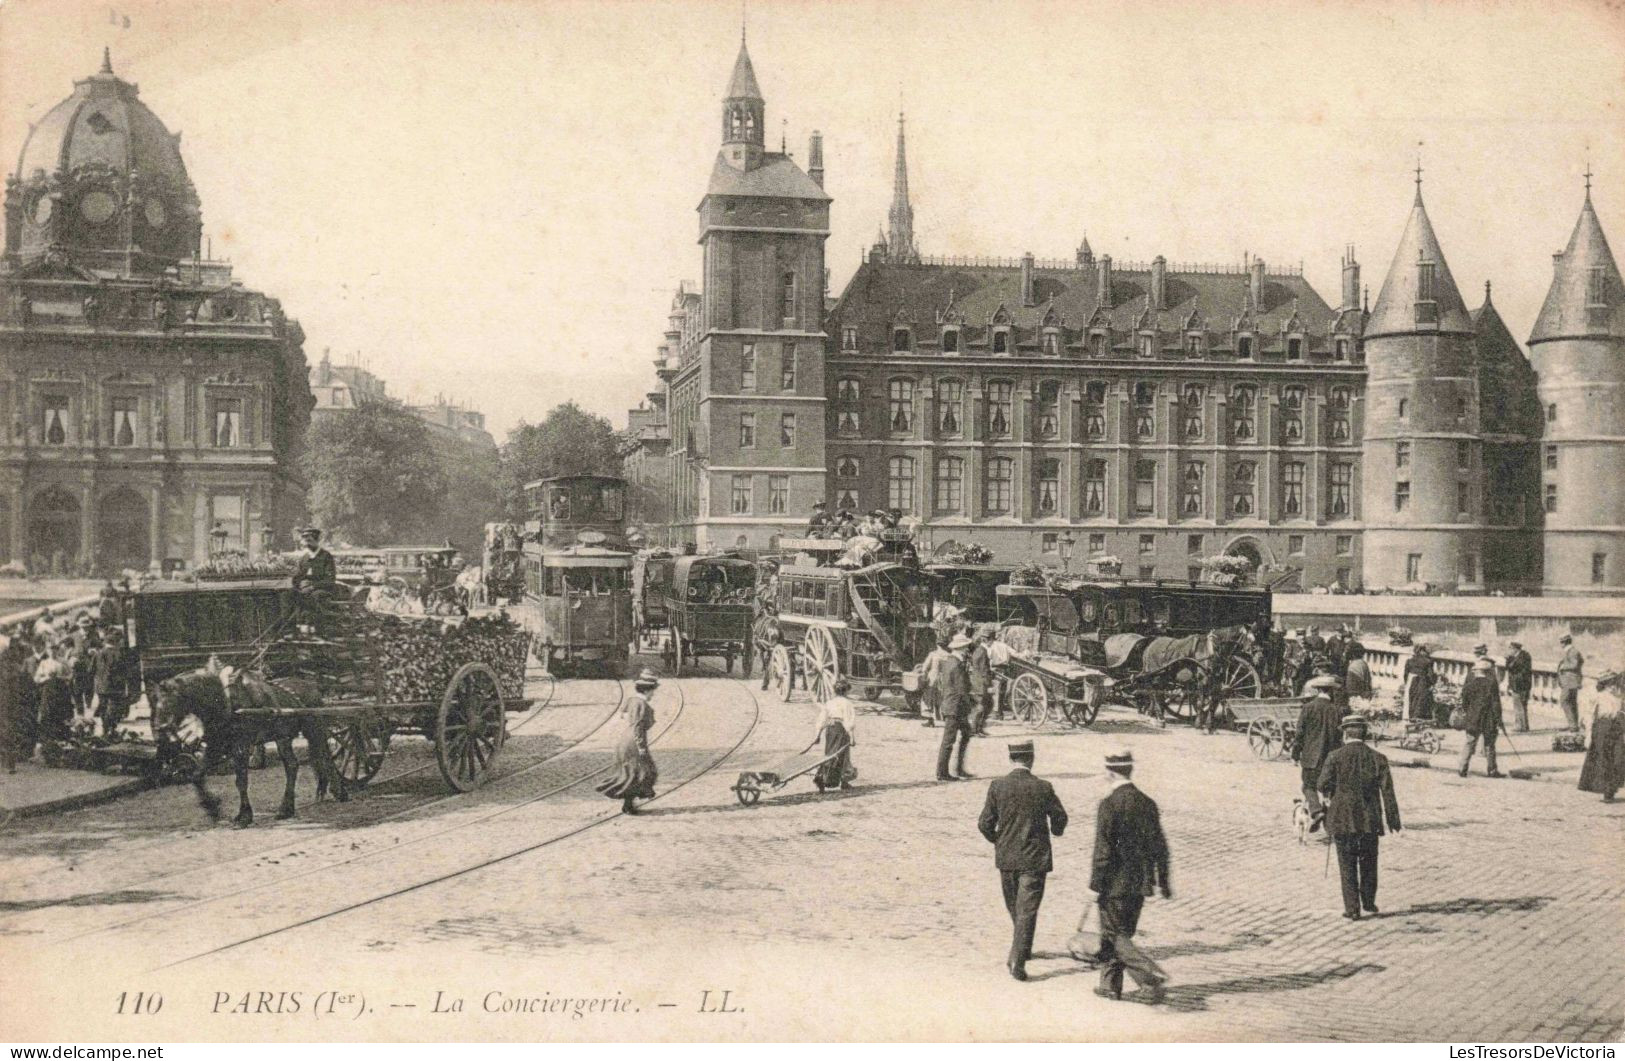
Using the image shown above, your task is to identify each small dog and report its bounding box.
[1291,799,1313,844]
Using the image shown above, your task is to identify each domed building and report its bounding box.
[0,51,313,575]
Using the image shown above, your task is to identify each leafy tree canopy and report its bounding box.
[500,402,622,517]
[302,403,449,547]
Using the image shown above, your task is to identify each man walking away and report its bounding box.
[1458,657,1504,778]
[1557,634,1584,733]
[935,632,975,781]
[969,625,995,737]
[1504,641,1533,734]
[978,740,1068,981]
[1318,715,1402,919]
[1292,674,1345,830]
[1090,751,1171,1004]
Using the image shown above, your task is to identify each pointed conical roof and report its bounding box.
[725,38,762,100]
[1365,189,1474,338]
[1529,190,1625,344]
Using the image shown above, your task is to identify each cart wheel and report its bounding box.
[435,662,506,793]
[801,625,839,703]
[772,645,794,702]
[327,716,389,785]
[1247,719,1282,760]
[1215,656,1263,702]
[735,779,761,807]
[1074,690,1101,727]
[1009,673,1049,728]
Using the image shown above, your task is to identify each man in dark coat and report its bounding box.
[1292,674,1345,827]
[935,632,975,781]
[292,527,338,592]
[1504,641,1533,733]
[806,501,831,537]
[1318,715,1402,919]
[978,740,1068,981]
[968,624,995,737]
[1089,751,1171,1003]
[1458,657,1504,778]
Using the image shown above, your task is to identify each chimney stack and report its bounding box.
[1249,257,1266,310]
[1151,255,1167,311]
[808,130,824,188]
[1097,255,1113,309]
[1021,252,1036,307]
[1341,245,1360,311]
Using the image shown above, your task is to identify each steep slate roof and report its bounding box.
[725,40,762,100]
[1471,285,1541,437]
[830,260,1339,348]
[706,151,829,201]
[1366,191,1475,338]
[1528,193,1625,344]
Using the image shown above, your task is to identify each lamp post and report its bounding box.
[1059,532,1076,573]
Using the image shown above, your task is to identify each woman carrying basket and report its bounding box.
[598,668,660,814]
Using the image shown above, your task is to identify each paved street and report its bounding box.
[1,658,1620,1042]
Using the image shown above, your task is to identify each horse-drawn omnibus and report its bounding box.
[994,576,1269,727]
[759,535,936,703]
[518,474,634,676]
[923,560,1017,624]
[662,554,756,676]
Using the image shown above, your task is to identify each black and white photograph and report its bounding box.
[1,0,1622,1045]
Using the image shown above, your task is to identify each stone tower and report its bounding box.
[1360,178,1487,590]
[1528,176,1625,594]
[689,33,831,550]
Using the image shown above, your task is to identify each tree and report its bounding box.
[302,403,449,546]
[439,440,504,554]
[499,402,622,517]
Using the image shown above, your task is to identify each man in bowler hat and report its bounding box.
[978,740,1068,981]
[1090,751,1171,1003]
[1318,714,1402,919]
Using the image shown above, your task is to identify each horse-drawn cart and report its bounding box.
[1227,697,1304,760]
[662,555,756,676]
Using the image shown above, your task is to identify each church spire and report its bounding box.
[886,112,918,263]
[720,32,765,170]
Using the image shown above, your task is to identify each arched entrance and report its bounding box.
[27,487,81,575]
[1223,536,1269,573]
[97,488,150,575]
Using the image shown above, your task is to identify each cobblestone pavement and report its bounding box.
[2,663,1619,1042]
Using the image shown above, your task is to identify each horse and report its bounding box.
[151,666,349,827]
[1127,624,1256,730]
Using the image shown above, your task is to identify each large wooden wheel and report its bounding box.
[1069,681,1102,727]
[1008,672,1050,728]
[771,645,795,702]
[1159,663,1204,722]
[1247,718,1285,760]
[1213,656,1263,704]
[435,662,506,793]
[326,715,390,785]
[800,626,839,703]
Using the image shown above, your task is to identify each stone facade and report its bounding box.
[0,54,312,575]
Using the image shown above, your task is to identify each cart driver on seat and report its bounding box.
[292,526,344,631]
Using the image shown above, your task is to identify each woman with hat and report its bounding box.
[1578,669,1625,803]
[1402,644,1435,724]
[597,668,661,814]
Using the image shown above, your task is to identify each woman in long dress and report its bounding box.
[813,678,858,791]
[1578,669,1624,804]
[598,668,659,814]
[1403,645,1435,723]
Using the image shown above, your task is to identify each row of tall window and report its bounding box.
[730,474,791,515]
[832,377,1353,443]
[737,412,796,448]
[840,324,1355,362]
[739,343,796,393]
[31,393,244,447]
[829,454,1352,519]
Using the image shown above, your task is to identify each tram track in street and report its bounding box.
[144,662,764,971]
[0,674,626,929]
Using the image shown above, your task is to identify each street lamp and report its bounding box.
[1059,532,1076,573]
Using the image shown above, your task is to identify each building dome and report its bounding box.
[5,50,201,269]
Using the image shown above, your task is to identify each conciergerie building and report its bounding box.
[631,37,1622,595]
[0,53,313,576]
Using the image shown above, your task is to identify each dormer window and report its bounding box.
[1415,260,1439,324]
[892,327,912,352]
[1091,331,1109,358]
[1588,265,1608,306]
[1237,335,1254,360]
[1334,337,1350,361]
[1041,330,1060,356]
[941,327,960,354]
[1185,334,1203,358]
[1139,334,1156,359]
[841,326,858,351]
[1286,337,1303,361]
[992,329,1010,355]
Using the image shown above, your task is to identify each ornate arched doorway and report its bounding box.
[97,488,149,575]
[27,487,81,575]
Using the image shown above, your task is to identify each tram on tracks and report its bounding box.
[518,474,635,677]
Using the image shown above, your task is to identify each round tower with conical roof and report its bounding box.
[1528,176,1625,594]
[1359,179,1487,590]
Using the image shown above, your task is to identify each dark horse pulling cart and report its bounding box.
[661,555,756,676]
[139,580,531,824]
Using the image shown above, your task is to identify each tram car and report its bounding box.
[519,474,634,676]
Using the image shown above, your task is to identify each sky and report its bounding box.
[3,0,1623,440]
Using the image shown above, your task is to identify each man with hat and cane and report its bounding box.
[1458,656,1505,778]
[978,739,1068,981]
[1292,674,1346,831]
[1504,641,1533,733]
[1089,750,1171,1003]
[1317,714,1402,919]
[934,631,976,781]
